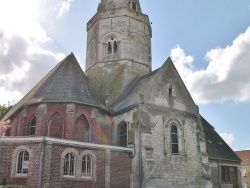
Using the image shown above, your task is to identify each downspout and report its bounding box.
[218,159,221,188]
[138,94,144,188]
[38,137,45,188]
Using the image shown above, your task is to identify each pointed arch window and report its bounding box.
[171,124,179,154]
[82,154,93,178]
[48,113,64,139]
[74,115,90,142]
[117,122,127,147]
[16,150,29,175]
[63,153,75,176]
[28,116,36,136]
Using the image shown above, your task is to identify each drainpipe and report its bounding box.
[218,160,221,188]
[38,137,45,188]
[138,94,144,188]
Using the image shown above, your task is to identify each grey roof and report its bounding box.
[201,117,241,162]
[111,57,197,113]
[2,53,101,121]
[111,69,159,112]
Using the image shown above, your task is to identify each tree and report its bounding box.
[0,120,11,137]
[0,104,9,119]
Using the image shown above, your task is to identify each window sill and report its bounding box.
[13,174,28,178]
[61,176,94,181]
[62,175,75,179]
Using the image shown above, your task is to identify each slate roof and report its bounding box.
[2,53,101,121]
[201,117,241,162]
[111,69,159,112]
[235,150,250,166]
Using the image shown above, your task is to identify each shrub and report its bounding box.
[0,186,27,188]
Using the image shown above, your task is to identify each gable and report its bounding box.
[111,57,198,114]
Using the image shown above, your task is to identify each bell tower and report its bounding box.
[85,0,152,106]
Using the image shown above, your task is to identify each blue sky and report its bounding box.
[0,0,250,150]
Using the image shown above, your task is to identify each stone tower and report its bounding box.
[85,0,152,106]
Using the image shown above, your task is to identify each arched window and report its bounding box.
[106,37,119,55]
[48,113,64,139]
[108,42,112,54]
[117,122,127,147]
[132,2,137,10]
[82,154,92,178]
[63,153,75,176]
[16,150,29,175]
[74,115,90,142]
[171,124,179,154]
[114,41,118,53]
[28,116,36,136]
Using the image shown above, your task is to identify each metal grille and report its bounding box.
[82,155,92,178]
[16,150,29,174]
[63,153,75,176]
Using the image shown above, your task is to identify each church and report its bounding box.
[0,0,242,187]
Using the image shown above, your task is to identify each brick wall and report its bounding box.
[0,142,41,187]
[110,151,132,188]
[0,139,132,188]
[8,103,113,145]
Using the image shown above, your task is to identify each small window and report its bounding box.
[117,122,127,147]
[108,42,112,54]
[16,150,29,175]
[28,116,36,136]
[171,124,178,154]
[221,166,237,182]
[64,153,75,176]
[132,2,137,10]
[114,41,118,53]
[82,155,93,178]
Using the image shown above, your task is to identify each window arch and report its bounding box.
[74,115,90,142]
[82,154,92,178]
[28,116,36,136]
[63,153,76,176]
[48,112,64,139]
[106,37,118,55]
[171,124,179,154]
[11,146,33,178]
[117,122,127,147]
[16,150,29,175]
[80,150,97,181]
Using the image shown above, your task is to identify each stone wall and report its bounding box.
[209,160,243,188]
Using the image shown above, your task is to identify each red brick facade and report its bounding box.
[0,138,132,188]
[7,103,113,145]
[1,102,132,187]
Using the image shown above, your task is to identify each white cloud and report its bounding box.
[56,0,74,17]
[171,26,250,104]
[219,133,235,146]
[0,0,65,105]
